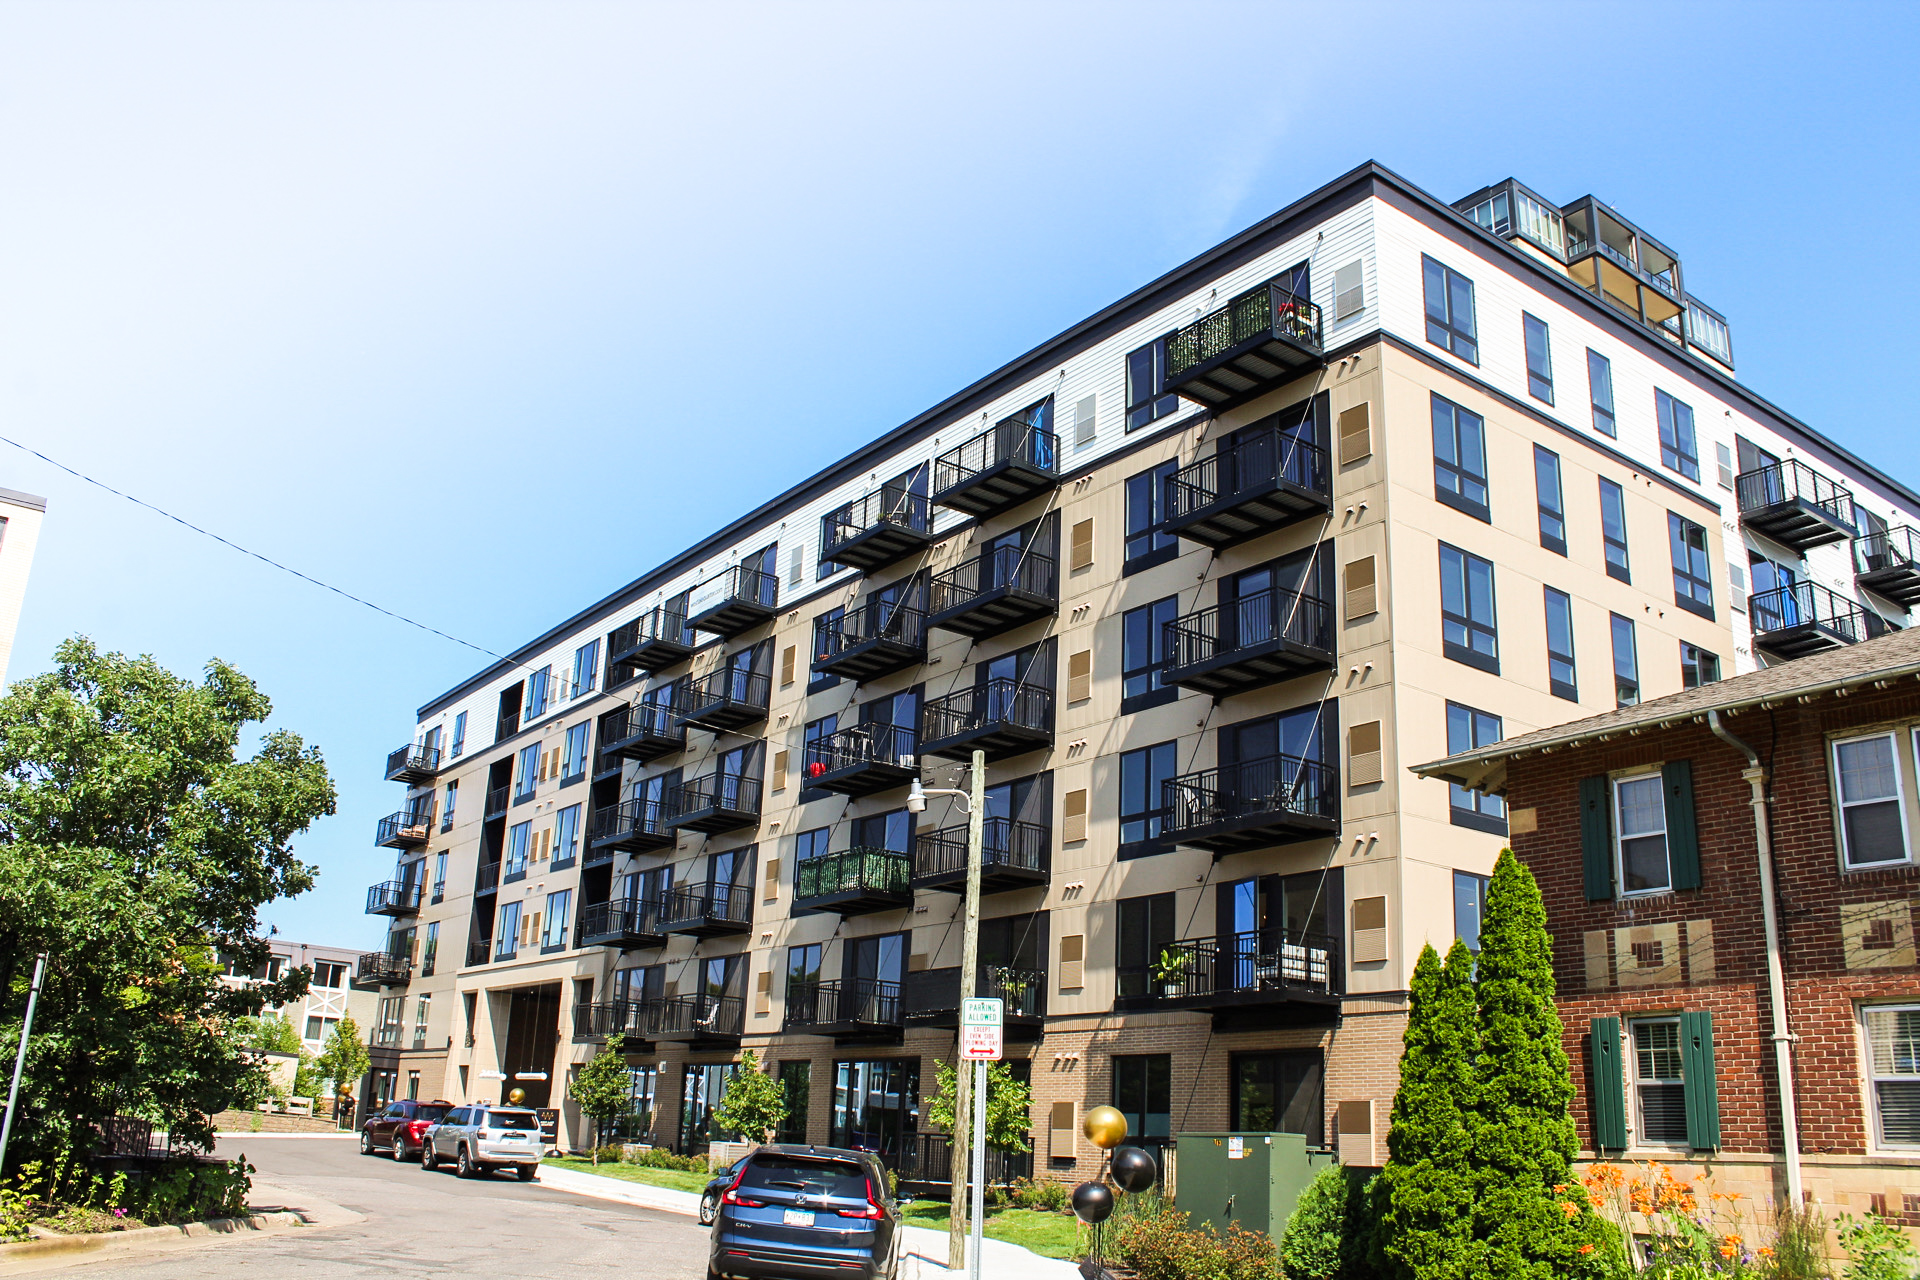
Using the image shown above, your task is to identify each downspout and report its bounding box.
[1707,709,1803,1205]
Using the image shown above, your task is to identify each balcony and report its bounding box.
[1164,422,1331,549]
[687,566,780,639]
[1162,753,1339,854]
[903,965,1044,1041]
[664,772,762,834]
[682,667,771,734]
[801,722,919,797]
[794,847,913,916]
[920,680,1052,762]
[1159,278,1324,410]
[651,993,745,1048]
[658,882,754,939]
[609,607,696,674]
[601,697,687,763]
[365,880,424,917]
[577,899,667,952]
[375,803,434,850]
[571,999,656,1049]
[352,951,411,990]
[1736,459,1858,551]
[1563,198,1684,332]
[927,548,1056,641]
[784,978,904,1043]
[588,797,677,853]
[1162,587,1335,699]
[385,743,440,783]
[1116,928,1341,1029]
[1855,526,1920,608]
[475,859,501,894]
[820,488,936,575]
[1750,582,1867,659]
[812,601,927,682]
[465,934,493,967]
[484,785,509,819]
[912,818,1048,894]
[931,419,1060,519]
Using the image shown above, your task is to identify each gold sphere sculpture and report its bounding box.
[1082,1105,1128,1150]
[507,1088,527,1105]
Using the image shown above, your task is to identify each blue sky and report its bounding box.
[3,2,1916,948]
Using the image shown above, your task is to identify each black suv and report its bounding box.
[709,1145,902,1280]
[358,1098,453,1161]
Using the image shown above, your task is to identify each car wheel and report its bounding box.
[358,1130,373,1156]
[699,1192,718,1226]
[517,1165,537,1182]
[421,1144,438,1172]
[456,1146,474,1179]
[392,1134,409,1161]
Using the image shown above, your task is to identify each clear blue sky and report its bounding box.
[3,2,1916,949]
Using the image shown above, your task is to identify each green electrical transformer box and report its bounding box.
[1173,1132,1336,1237]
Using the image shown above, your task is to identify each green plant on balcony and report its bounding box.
[1151,948,1190,995]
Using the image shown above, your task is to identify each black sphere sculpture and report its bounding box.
[1109,1146,1157,1194]
[1072,1180,1115,1224]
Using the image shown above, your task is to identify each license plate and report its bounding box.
[783,1210,814,1228]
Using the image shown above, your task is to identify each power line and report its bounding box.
[0,432,517,668]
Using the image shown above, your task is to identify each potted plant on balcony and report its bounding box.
[1151,948,1189,997]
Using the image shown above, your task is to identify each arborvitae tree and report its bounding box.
[1376,940,1478,1280]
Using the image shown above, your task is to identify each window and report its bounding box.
[1586,350,1615,437]
[830,1059,919,1164]
[1126,339,1181,431]
[1446,703,1506,833]
[1534,446,1565,554]
[413,994,432,1050]
[525,665,552,719]
[1116,892,1176,999]
[1453,871,1489,952]
[505,820,532,878]
[1125,461,1180,572]
[1431,395,1490,521]
[495,903,522,960]
[441,781,457,832]
[1232,1051,1324,1144]
[304,1016,337,1042]
[683,1061,741,1155]
[561,722,590,782]
[313,961,346,989]
[1655,389,1700,482]
[1611,614,1640,707]
[1522,313,1553,403]
[1630,1017,1688,1146]
[375,998,403,1047]
[1121,596,1179,711]
[552,804,582,866]
[1112,1055,1171,1144]
[776,1062,812,1145]
[1863,1004,1920,1148]
[1119,741,1178,851]
[1614,772,1669,894]
[785,942,822,992]
[422,922,438,976]
[1599,479,1631,583]
[407,1070,420,1099]
[1669,514,1714,618]
[1439,544,1499,674]
[514,743,540,800]
[1422,255,1478,363]
[1543,587,1578,701]
[1833,734,1908,868]
[1680,644,1719,690]
[451,711,467,759]
[571,640,600,698]
[432,851,447,900]
[543,890,571,951]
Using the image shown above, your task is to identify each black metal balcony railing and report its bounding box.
[812,601,928,682]
[1162,588,1335,698]
[484,785,509,819]
[664,772,763,833]
[652,993,746,1042]
[1162,753,1340,853]
[895,1133,1032,1188]
[659,882,754,937]
[820,485,937,574]
[687,566,781,639]
[385,743,441,783]
[931,418,1060,519]
[1160,280,1324,409]
[588,797,677,852]
[353,951,411,988]
[430,879,446,904]
[365,880,425,916]
[785,978,903,1034]
[375,802,435,849]
[466,934,492,967]
[577,899,667,950]
[573,999,640,1043]
[794,847,913,915]
[475,858,501,894]
[927,547,1058,640]
[801,722,919,797]
[912,817,1049,892]
[683,666,772,733]
[1855,526,1920,607]
[609,606,696,672]
[1164,423,1331,549]
[920,679,1053,762]
[1750,581,1867,658]
[600,697,687,762]
[1735,459,1858,550]
[1116,928,1340,1010]
[903,965,1045,1030]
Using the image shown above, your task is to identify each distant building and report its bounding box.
[0,487,46,685]
[220,938,380,1059]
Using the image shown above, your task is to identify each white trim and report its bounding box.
[1860,1001,1920,1153]
[1612,769,1672,897]
[1627,1014,1689,1150]
[1824,730,1914,869]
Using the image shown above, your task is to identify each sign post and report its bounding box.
[960,997,1002,1280]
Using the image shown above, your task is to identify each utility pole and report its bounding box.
[0,954,48,1176]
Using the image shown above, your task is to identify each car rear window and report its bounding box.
[413,1105,451,1122]
[739,1156,871,1198]
[484,1109,539,1130]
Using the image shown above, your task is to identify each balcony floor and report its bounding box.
[613,636,694,673]
[602,728,685,764]
[920,720,1052,763]
[932,458,1056,520]
[823,525,938,576]
[794,885,913,917]
[1743,499,1856,552]
[805,757,918,799]
[588,827,676,854]
[811,637,925,684]
[911,861,1047,895]
[579,925,667,951]
[1169,809,1339,855]
[1164,478,1331,550]
[1753,620,1858,659]
[1858,563,1920,609]
[1165,332,1323,411]
[1163,635,1335,700]
[681,697,768,734]
[661,914,752,940]
[665,804,759,835]
[784,1017,905,1045]
[926,583,1056,642]
[1119,986,1340,1031]
[686,598,778,639]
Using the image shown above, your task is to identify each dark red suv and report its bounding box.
[359,1099,453,1161]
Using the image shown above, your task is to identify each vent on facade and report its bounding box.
[781,646,796,686]
[772,750,789,791]
[1349,721,1383,787]
[754,969,772,1015]
[1062,789,1088,843]
[1336,1099,1375,1164]
[1070,519,1095,570]
[1728,561,1747,613]
[1058,933,1084,989]
[1049,1101,1077,1159]
[1068,650,1092,703]
[1352,896,1388,963]
[1338,403,1372,463]
[1333,260,1365,321]
[1715,442,1735,491]
[1345,557,1378,619]
[1074,395,1097,447]
[763,858,780,901]
[789,544,805,588]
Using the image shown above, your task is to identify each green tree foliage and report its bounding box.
[569,1044,634,1161]
[713,1050,788,1145]
[232,1013,311,1106]
[313,1015,372,1103]
[926,1058,1032,1152]
[1279,1162,1382,1280]
[0,639,335,1188]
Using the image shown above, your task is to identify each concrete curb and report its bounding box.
[0,1211,307,1267]
[211,1131,357,1140]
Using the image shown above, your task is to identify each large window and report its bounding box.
[1522,313,1553,404]
[1863,1004,1920,1149]
[495,900,522,960]
[1630,1017,1689,1146]
[571,640,600,698]
[831,1059,920,1164]
[505,820,532,878]
[561,721,590,782]
[524,665,552,720]
[1833,733,1908,868]
[552,804,581,867]
[1122,596,1179,711]
[542,889,571,951]
[1544,587,1578,701]
[1231,1050,1324,1145]
[1112,1055,1171,1145]
[1119,742,1178,851]
[1534,446,1566,554]
[1125,462,1180,572]
[1611,613,1640,707]
[1655,389,1700,482]
[1446,703,1506,833]
[1669,513,1714,619]
[515,742,540,801]
[1116,892,1176,1000]
[1126,338,1182,431]
[1422,256,1478,363]
[1453,870,1489,953]
[682,1062,738,1154]
[1680,643,1720,690]
[776,1062,812,1145]
[1587,350,1615,437]
[1613,772,1670,894]
[1431,395,1490,521]
[1599,478,1631,583]
[1439,543,1499,674]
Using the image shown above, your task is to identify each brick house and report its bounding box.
[1415,627,1920,1225]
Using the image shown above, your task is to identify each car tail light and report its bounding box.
[719,1166,765,1209]
[408,1121,430,1138]
[838,1177,887,1220]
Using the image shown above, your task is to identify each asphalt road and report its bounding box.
[51,1134,714,1278]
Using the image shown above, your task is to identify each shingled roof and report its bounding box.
[1410,626,1920,795]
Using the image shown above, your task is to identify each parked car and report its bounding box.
[419,1103,543,1181]
[709,1145,902,1280]
[700,1155,750,1225]
[358,1099,454,1161]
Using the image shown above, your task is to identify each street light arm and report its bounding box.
[906,779,970,813]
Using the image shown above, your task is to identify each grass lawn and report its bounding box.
[898,1199,1084,1260]
[544,1157,710,1196]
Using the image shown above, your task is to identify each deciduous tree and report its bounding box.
[713,1049,787,1145]
[569,1043,634,1161]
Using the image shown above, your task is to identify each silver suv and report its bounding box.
[420,1104,543,1181]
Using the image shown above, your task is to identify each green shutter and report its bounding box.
[1579,775,1613,901]
[1590,1017,1627,1151]
[1664,760,1701,891]
[1681,1010,1721,1151]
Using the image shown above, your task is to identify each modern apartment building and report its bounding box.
[360,161,1920,1181]
[0,486,46,686]
[220,939,379,1057]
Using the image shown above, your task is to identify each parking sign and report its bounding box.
[959,997,1003,1061]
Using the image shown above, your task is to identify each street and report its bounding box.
[43,1135,713,1278]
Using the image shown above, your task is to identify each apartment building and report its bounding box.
[359,161,1920,1179]
[0,486,46,686]
[220,938,378,1057]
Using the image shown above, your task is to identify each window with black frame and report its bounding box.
[1124,461,1180,573]
[1523,313,1553,404]
[775,1062,811,1145]
[1126,338,1182,431]
[1535,446,1566,555]
[1432,395,1490,521]
[1453,870,1489,952]
[1656,389,1701,482]
[1544,586,1578,701]
[1231,1050,1324,1145]
[1445,702,1506,834]
[1439,543,1499,673]
[1599,478,1631,583]
[1680,642,1720,689]
[1121,596,1179,712]
[1116,892,1176,1000]
[1587,349,1616,437]
[1422,256,1478,363]
[1119,741,1177,855]
[1112,1055,1171,1149]
[830,1059,919,1164]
